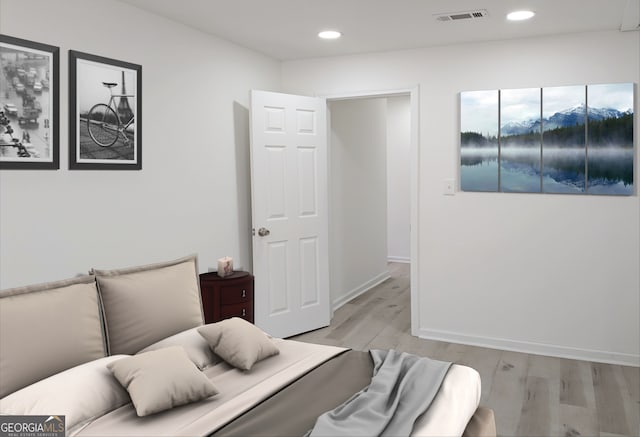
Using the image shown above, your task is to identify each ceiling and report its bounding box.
[122,0,640,61]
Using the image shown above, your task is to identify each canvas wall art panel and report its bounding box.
[542,85,586,194]
[460,82,634,196]
[460,90,499,192]
[500,88,541,193]
[586,83,633,195]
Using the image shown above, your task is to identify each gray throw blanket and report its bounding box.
[306,349,452,437]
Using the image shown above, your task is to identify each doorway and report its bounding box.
[249,88,419,338]
[325,88,419,335]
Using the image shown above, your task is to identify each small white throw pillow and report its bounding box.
[107,346,218,416]
[197,318,279,371]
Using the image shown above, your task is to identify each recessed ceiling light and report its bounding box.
[507,10,535,21]
[318,30,341,40]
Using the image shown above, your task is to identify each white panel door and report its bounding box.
[250,90,330,338]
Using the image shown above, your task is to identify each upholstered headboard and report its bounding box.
[0,254,205,398]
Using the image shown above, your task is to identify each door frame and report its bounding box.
[324,86,420,336]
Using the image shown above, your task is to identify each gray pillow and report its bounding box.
[107,346,218,417]
[0,275,106,398]
[93,254,204,355]
[197,318,279,371]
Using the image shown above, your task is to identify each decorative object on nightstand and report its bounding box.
[217,256,233,278]
[199,271,254,324]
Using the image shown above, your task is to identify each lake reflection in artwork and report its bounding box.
[460,90,498,192]
[542,85,586,194]
[500,88,541,193]
[586,83,634,196]
[460,83,634,196]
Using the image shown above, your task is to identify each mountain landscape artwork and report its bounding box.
[460,83,634,195]
[541,85,586,194]
[501,87,542,193]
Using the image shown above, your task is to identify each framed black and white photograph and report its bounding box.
[69,50,141,170]
[0,34,59,170]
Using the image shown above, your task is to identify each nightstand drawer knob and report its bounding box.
[242,308,246,317]
[242,289,246,298]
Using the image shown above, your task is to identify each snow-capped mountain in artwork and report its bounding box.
[501,104,630,135]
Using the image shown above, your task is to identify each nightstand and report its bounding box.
[199,271,254,324]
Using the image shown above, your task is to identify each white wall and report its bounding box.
[283,30,640,365]
[0,0,281,288]
[329,98,389,308]
[386,96,411,262]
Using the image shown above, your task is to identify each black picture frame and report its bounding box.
[0,34,59,170]
[69,50,141,170]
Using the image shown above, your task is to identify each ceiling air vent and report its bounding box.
[435,9,489,22]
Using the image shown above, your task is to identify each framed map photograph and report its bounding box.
[69,50,141,170]
[0,34,59,170]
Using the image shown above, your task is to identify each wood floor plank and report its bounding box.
[467,349,500,405]
[526,354,562,435]
[395,333,447,358]
[592,363,630,435]
[528,353,561,379]
[621,365,640,404]
[387,261,410,277]
[365,298,411,351]
[560,357,589,407]
[437,342,471,363]
[335,281,409,350]
[324,295,386,342]
[292,329,343,347]
[614,365,640,437]
[559,404,599,437]
[515,376,552,436]
[486,351,529,436]
[438,343,501,404]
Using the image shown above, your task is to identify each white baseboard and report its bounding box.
[387,256,410,263]
[332,271,391,311]
[417,327,640,367]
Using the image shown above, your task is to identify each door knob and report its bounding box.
[258,227,270,237]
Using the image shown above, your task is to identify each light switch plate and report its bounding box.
[443,178,455,195]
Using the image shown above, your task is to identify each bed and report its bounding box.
[0,254,496,436]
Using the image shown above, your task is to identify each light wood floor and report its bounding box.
[291,263,640,437]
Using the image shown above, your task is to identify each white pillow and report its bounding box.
[0,355,130,434]
[107,346,218,417]
[137,326,220,370]
[197,318,279,371]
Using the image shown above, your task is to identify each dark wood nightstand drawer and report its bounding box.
[220,302,253,321]
[199,271,254,324]
[220,285,253,305]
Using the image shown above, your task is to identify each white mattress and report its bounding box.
[75,339,480,437]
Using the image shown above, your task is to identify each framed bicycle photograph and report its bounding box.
[0,34,59,170]
[69,50,141,170]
